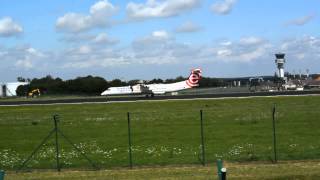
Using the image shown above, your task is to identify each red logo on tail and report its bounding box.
[186,69,202,87]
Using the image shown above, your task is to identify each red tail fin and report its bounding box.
[186,68,202,87]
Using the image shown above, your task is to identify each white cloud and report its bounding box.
[132,30,173,55]
[217,49,232,57]
[211,0,237,15]
[220,41,232,46]
[60,32,119,46]
[56,0,117,33]
[15,59,33,69]
[133,30,171,47]
[93,33,119,45]
[175,21,202,33]
[0,46,49,70]
[0,17,23,37]
[152,30,170,39]
[295,53,305,60]
[280,35,320,61]
[56,13,92,33]
[126,0,201,20]
[239,37,265,45]
[61,45,134,69]
[90,0,117,18]
[285,14,315,26]
[211,37,272,62]
[60,33,94,43]
[60,34,273,70]
[2,35,320,80]
[237,46,268,62]
[78,45,92,54]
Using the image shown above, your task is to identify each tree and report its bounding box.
[109,79,127,87]
[148,78,163,84]
[128,79,141,85]
[16,85,30,96]
[198,77,227,87]
[64,76,109,95]
[17,77,26,82]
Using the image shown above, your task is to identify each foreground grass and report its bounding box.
[1,96,320,170]
[6,161,320,180]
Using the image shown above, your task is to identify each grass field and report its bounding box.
[1,96,320,171]
[5,161,320,180]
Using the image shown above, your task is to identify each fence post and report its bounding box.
[0,170,4,180]
[221,168,227,180]
[127,112,133,168]
[53,115,61,172]
[18,114,98,171]
[272,104,278,163]
[200,110,206,166]
[217,159,223,180]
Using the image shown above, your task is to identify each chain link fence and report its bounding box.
[0,101,319,171]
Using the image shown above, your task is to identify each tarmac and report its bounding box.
[0,90,319,106]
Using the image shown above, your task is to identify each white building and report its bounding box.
[0,82,29,97]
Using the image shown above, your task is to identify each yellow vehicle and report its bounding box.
[28,89,41,98]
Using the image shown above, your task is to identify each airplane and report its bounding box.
[101,68,202,97]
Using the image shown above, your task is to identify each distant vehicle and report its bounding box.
[101,68,202,97]
[28,89,41,98]
[249,77,264,92]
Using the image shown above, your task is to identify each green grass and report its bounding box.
[5,161,320,180]
[1,96,320,170]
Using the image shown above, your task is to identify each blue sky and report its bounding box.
[0,0,319,82]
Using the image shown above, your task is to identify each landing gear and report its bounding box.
[145,93,155,98]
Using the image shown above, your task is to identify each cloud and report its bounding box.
[77,45,92,54]
[0,17,23,37]
[2,35,320,80]
[175,21,202,33]
[93,33,119,45]
[210,36,272,62]
[59,33,95,43]
[280,35,320,61]
[211,0,237,15]
[126,0,201,20]
[239,37,265,45]
[133,30,171,46]
[56,0,117,33]
[51,34,263,70]
[152,30,170,39]
[132,36,179,64]
[14,47,47,69]
[61,46,133,69]
[132,30,172,51]
[0,45,49,70]
[60,32,119,45]
[285,14,315,26]
[220,41,232,46]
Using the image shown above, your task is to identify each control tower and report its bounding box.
[275,53,286,79]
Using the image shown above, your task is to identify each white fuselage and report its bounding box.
[101,81,193,96]
[101,68,202,96]
[101,84,150,96]
[146,81,190,94]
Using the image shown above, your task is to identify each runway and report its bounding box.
[0,90,319,106]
